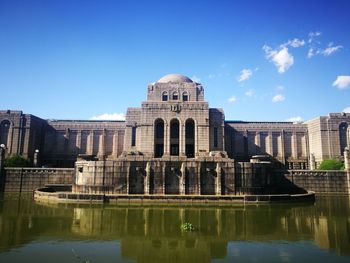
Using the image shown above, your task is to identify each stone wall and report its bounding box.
[42,120,125,167]
[1,167,74,192]
[73,157,280,196]
[225,121,308,168]
[284,170,350,194]
[0,110,46,160]
[305,113,350,164]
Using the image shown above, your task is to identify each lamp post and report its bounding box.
[34,149,39,167]
[0,144,6,178]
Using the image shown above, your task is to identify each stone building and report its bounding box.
[0,74,349,168]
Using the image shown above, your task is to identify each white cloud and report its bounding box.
[308,31,322,43]
[282,38,305,48]
[307,48,315,58]
[90,113,125,120]
[321,43,342,56]
[343,107,350,113]
[228,96,237,103]
[191,75,201,83]
[286,116,303,122]
[277,85,284,91]
[237,69,253,82]
[208,74,215,79]
[333,76,350,90]
[263,45,294,73]
[272,94,285,103]
[245,90,254,97]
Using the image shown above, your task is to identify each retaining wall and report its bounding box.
[285,170,350,194]
[1,167,74,192]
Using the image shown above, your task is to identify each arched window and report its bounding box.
[170,119,180,156]
[131,127,137,146]
[0,120,10,146]
[185,119,195,158]
[182,91,188,101]
[162,91,168,101]
[154,119,164,158]
[172,92,178,100]
[339,122,348,155]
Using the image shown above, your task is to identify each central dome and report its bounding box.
[157,74,193,83]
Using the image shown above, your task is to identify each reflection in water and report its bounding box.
[0,194,349,263]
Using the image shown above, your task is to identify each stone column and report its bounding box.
[195,125,199,157]
[33,149,39,167]
[344,148,350,195]
[87,130,94,155]
[76,130,82,154]
[281,130,285,164]
[180,162,186,195]
[112,132,119,158]
[98,130,106,158]
[291,132,297,159]
[164,124,170,156]
[179,124,185,156]
[309,153,316,170]
[345,148,350,170]
[255,132,261,154]
[215,162,222,195]
[144,162,151,195]
[268,131,273,156]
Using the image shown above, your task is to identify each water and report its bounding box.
[0,194,349,263]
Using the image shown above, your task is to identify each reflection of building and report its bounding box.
[0,74,349,167]
[1,198,350,260]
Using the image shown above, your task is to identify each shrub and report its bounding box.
[4,154,32,167]
[180,222,195,231]
[318,159,344,170]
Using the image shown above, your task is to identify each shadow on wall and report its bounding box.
[224,125,308,169]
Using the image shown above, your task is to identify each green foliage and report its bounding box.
[4,154,32,167]
[180,222,195,231]
[318,159,344,170]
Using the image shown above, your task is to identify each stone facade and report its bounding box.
[0,74,349,169]
[305,113,350,165]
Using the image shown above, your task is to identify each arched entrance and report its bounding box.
[0,120,10,146]
[165,167,180,194]
[200,169,216,195]
[129,166,144,194]
[185,119,195,158]
[339,122,348,155]
[154,119,164,158]
[170,119,179,156]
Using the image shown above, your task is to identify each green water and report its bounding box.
[0,195,350,263]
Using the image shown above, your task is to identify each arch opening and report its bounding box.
[0,120,10,147]
[339,122,348,155]
[170,119,179,156]
[185,119,195,158]
[154,119,164,158]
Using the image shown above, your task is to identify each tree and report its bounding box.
[318,159,344,170]
[4,154,32,167]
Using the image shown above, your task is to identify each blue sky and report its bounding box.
[0,0,350,121]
